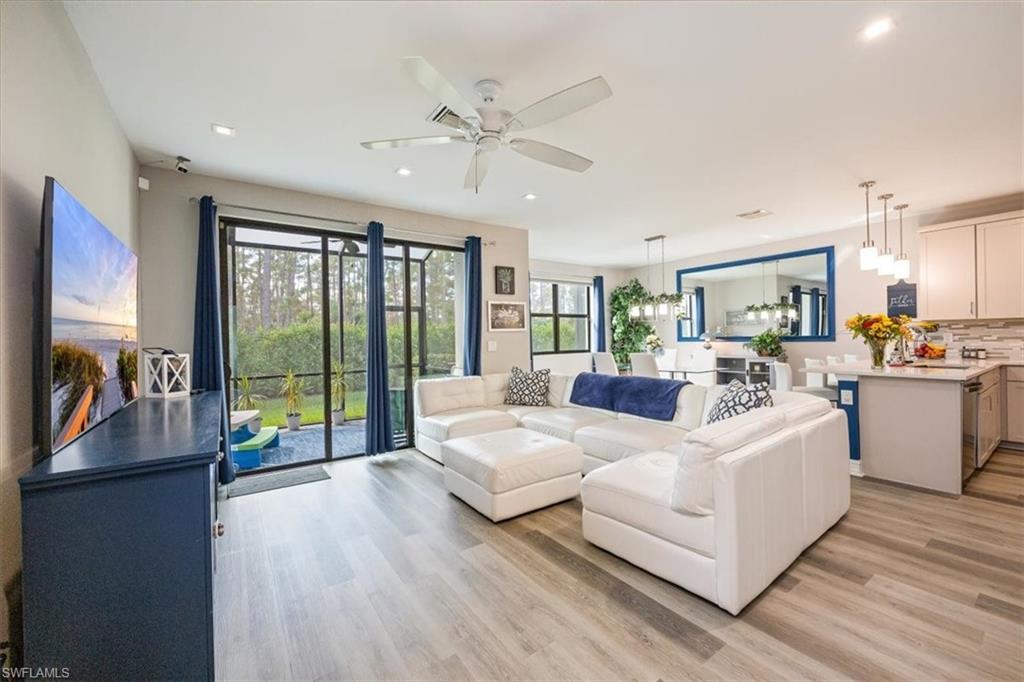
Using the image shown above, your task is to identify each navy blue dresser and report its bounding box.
[20,392,222,681]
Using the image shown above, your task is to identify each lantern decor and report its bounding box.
[143,350,191,398]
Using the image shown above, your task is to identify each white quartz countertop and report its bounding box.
[806,358,1024,382]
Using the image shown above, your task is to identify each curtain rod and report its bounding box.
[187,196,494,245]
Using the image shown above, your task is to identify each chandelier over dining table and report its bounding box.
[628,235,687,321]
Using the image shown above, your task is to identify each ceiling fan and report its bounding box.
[361,57,612,192]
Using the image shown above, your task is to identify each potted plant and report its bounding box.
[233,376,265,433]
[744,328,788,358]
[330,361,349,425]
[279,370,304,431]
[644,333,664,356]
[845,313,912,369]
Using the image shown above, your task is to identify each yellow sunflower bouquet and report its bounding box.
[845,313,912,368]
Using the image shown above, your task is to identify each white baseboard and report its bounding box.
[849,460,864,477]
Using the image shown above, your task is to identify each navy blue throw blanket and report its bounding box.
[570,373,688,421]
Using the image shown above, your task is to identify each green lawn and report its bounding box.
[245,391,368,427]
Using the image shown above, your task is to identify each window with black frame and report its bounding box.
[530,280,591,354]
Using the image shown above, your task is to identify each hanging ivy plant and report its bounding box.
[609,278,655,365]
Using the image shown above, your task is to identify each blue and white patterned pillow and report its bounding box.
[706,380,773,424]
[505,367,551,407]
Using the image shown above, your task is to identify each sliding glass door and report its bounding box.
[221,220,462,472]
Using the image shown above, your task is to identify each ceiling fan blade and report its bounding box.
[463,149,492,191]
[360,135,460,150]
[402,57,479,122]
[509,138,593,172]
[510,76,612,130]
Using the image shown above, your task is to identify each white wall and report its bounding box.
[0,1,140,652]
[139,168,532,375]
[627,196,1023,383]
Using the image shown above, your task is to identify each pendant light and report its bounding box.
[642,238,655,320]
[655,236,670,318]
[876,193,895,275]
[858,180,878,270]
[893,203,911,280]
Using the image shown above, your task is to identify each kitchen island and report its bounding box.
[817,358,1024,494]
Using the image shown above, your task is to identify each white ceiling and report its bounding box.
[64,1,1022,268]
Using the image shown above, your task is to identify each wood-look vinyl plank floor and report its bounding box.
[216,449,1024,681]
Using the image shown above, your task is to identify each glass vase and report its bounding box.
[867,338,888,369]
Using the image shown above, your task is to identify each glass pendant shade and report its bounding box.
[860,242,878,270]
[657,302,670,318]
[629,305,641,319]
[643,303,655,318]
[774,309,782,320]
[760,310,770,321]
[746,310,755,320]
[893,255,911,280]
[791,307,799,320]
[876,250,895,276]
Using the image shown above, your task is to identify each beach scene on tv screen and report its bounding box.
[50,181,138,449]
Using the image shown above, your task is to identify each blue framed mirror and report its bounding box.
[676,246,835,342]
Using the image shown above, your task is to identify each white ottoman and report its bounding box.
[441,428,583,522]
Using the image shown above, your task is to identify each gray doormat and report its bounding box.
[228,466,330,497]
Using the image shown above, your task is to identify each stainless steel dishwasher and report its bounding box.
[962,379,982,482]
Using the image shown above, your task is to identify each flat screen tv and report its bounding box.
[39,177,138,458]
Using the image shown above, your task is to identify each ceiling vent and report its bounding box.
[737,209,773,219]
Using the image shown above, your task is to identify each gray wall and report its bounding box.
[0,1,140,650]
[138,168,532,375]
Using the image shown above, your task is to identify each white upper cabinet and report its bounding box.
[919,225,977,320]
[918,211,1024,321]
[977,218,1024,319]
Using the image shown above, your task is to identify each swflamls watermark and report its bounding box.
[1,668,71,680]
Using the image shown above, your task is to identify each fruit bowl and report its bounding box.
[914,342,946,359]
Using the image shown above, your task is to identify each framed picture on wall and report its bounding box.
[487,301,527,332]
[494,265,515,295]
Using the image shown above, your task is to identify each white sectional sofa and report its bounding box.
[413,371,850,615]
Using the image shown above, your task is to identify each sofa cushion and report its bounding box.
[582,451,715,557]
[521,407,613,441]
[505,367,551,406]
[416,407,518,443]
[619,383,707,431]
[574,420,688,464]
[482,373,509,407]
[495,404,553,421]
[770,391,832,426]
[442,428,582,493]
[547,373,572,408]
[706,380,773,424]
[671,408,786,515]
[416,376,486,417]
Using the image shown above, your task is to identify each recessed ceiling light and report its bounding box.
[522,193,538,201]
[737,209,772,219]
[395,167,413,176]
[211,123,235,137]
[861,17,894,41]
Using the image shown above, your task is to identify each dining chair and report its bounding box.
[825,355,840,387]
[798,358,838,401]
[629,353,660,378]
[655,348,678,376]
[771,362,793,392]
[593,352,618,375]
[686,347,717,387]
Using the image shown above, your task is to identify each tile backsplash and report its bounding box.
[939,319,1024,358]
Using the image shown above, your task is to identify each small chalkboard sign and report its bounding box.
[887,280,917,318]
